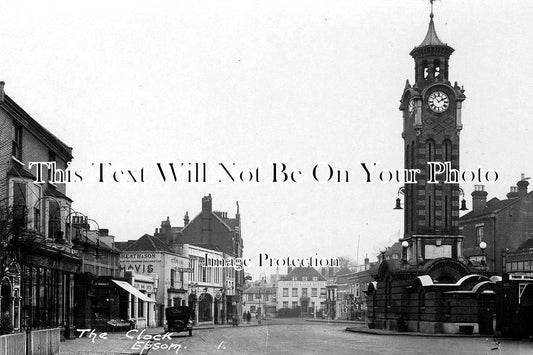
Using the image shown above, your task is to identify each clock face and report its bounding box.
[428,91,449,113]
[408,99,415,114]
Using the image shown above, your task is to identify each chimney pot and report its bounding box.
[0,81,4,102]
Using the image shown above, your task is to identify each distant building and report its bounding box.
[243,283,277,318]
[460,176,533,273]
[277,267,327,315]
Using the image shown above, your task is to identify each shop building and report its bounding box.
[119,234,189,326]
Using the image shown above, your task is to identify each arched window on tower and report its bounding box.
[422,60,429,79]
[433,59,441,79]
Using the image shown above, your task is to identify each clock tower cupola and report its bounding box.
[399,2,466,265]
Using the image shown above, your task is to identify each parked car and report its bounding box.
[164,306,193,336]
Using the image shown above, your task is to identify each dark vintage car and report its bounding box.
[164,306,193,336]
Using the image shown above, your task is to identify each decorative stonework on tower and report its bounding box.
[399,6,466,265]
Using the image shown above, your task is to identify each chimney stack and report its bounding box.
[471,185,487,212]
[184,211,189,226]
[0,82,4,102]
[517,173,530,197]
[507,186,519,199]
[202,194,212,213]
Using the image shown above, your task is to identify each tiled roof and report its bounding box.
[460,195,527,220]
[243,285,276,294]
[124,234,172,253]
[190,243,223,252]
[280,267,327,281]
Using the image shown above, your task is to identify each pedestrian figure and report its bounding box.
[246,311,251,324]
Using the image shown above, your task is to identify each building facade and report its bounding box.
[277,267,327,316]
[460,176,533,274]
[154,194,244,322]
[185,244,234,325]
[0,82,81,337]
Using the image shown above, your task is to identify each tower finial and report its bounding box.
[430,0,435,19]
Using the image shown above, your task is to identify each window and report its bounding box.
[292,288,298,297]
[247,294,253,301]
[312,277,318,281]
[250,306,256,313]
[311,288,317,297]
[12,123,22,160]
[283,301,288,308]
[48,151,56,183]
[476,226,484,244]
[48,201,62,240]
[264,294,269,301]
[170,269,176,288]
[302,288,308,297]
[302,276,307,281]
[13,182,27,228]
[255,293,261,300]
[283,288,288,297]
[292,301,297,308]
[292,276,297,281]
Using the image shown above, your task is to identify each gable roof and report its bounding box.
[2,94,73,161]
[124,234,172,253]
[280,267,327,282]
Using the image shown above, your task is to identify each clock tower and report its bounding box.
[399,5,466,264]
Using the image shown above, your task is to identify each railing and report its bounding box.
[29,328,60,355]
[0,332,26,355]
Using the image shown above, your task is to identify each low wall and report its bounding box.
[0,332,26,355]
[30,328,61,355]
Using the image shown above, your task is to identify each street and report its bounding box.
[140,319,533,355]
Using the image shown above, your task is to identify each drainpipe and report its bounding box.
[491,215,497,273]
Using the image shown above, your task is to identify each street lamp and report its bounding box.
[394,187,405,210]
[479,241,487,269]
[401,240,409,264]
[258,273,266,324]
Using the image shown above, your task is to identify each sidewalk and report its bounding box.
[305,318,366,325]
[345,325,500,338]
[60,321,268,354]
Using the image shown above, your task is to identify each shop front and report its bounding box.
[20,250,80,338]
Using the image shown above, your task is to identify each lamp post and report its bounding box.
[379,247,387,263]
[258,273,266,324]
[480,241,487,270]
[401,240,409,264]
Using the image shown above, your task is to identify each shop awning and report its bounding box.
[112,280,155,303]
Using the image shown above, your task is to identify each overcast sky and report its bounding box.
[2,0,532,277]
